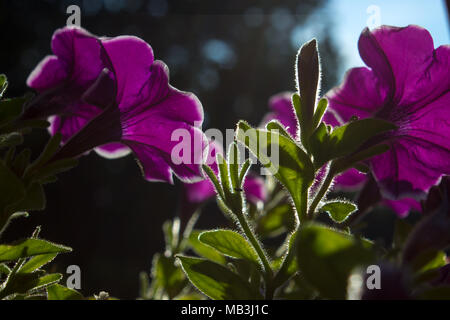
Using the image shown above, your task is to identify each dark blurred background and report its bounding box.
[0,0,447,299]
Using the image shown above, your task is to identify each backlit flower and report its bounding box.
[326,25,450,200]
[26,26,206,183]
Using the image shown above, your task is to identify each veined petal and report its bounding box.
[361,25,449,108]
[27,56,68,91]
[334,168,367,189]
[26,26,113,121]
[372,90,450,198]
[48,104,103,143]
[124,124,207,184]
[326,67,387,122]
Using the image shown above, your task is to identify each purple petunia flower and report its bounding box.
[26,27,206,184]
[184,140,267,205]
[326,25,450,201]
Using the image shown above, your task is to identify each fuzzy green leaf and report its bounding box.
[151,254,187,299]
[0,238,71,263]
[19,254,58,274]
[188,230,226,265]
[198,230,259,264]
[177,255,261,300]
[236,121,314,221]
[320,201,357,223]
[47,284,84,300]
[295,39,319,136]
[0,160,25,223]
[296,223,374,299]
[0,97,26,127]
[0,74,7,98]
[256,203,295,237]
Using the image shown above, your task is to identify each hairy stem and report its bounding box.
[307,165,335,218]
[232,194,274,299]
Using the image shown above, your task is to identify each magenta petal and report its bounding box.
[184,140,221,203]
[326,25,450,200]
[325,67,387,123]
[184,178,216,204]
[51,27,110,87]
[372,91,450,199]
[243,174,267,203]
[27,56,68,91]
[383,198,421,218]
[101,36,155,114]
[48,104,103,143]
[124,124,206,184]
[334,168,367,190]
[95,143,130,159]
[30,27,207,184]
[26,26,116,153]
[125,142,174,183]
[360,25,449,108]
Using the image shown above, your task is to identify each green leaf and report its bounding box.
[308,122,330,167]
[296,223,374,299]
[0,97,26,127]
[295,39,319,136]
[12,148,31,177]
[236,121,314,221]
[202,164,225,201]
[19,253,58,274]
[266,120,296,141]
[163,219,180,254]
[177,255,261,300]
[256,203,295,237]
[238,158,252,188]
[8,119,50,131]
[25,133,62,176]
[273,232,298,288]
[0,238,71,262]
[411,249,447,275]
[310,118,395,168]
[0,263,11,275]
[217,153,232,196]
[320,201,357,223]
[8,182,46,214]
[393,220,413,250]
[188,230,226,265]
[328,118,396,159]
[47,284,84,300]
[311,98,328,131]
[32,158,78,182]
[0,74,7,98]
[151,254,187,299]
[175,293,205,300]
[0,160,25,226]
[228,143,240,190]
[198,230,259,264]
[0,132,23,149]
[333,143,390,174]
[1,273,62,298]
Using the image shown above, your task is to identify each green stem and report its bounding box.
[293,190,308,225]
[307,165,335,219]
[232,195,274,299]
